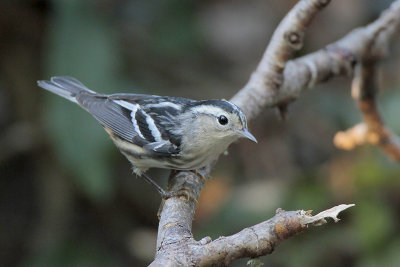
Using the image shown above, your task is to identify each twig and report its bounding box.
[334,63,400,160]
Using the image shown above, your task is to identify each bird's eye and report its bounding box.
[218,115,228,125]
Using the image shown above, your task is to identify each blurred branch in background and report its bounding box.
[334,39,400,160]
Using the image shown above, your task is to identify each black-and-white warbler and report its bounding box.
[38,76,257,197]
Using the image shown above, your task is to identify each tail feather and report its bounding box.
[37,76,95,103]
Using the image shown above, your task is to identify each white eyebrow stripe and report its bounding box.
[222,100,247,124]
[190,105,227,116]
[146,102,182,110]
[113,100,145,139]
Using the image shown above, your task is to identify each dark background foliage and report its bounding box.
[0,0,399,266]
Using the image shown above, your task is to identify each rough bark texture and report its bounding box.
[151,0,400,266]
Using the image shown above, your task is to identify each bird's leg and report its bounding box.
[141,172,168,196]
[141,172,197,218]
[141,172,193,200]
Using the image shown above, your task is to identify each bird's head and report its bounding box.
[184,100,257,146]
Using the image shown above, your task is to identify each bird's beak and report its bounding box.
[236,128,258,143]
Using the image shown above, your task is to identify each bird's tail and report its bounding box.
[37,76,96,103]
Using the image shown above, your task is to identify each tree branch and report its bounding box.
[153,204,354,266]
[334,24,400,160]
[195,204,354,266]
[231,0,331,119]
[232,0,400,117]
[152,0,400,265]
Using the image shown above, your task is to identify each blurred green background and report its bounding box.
[1,0,399,266]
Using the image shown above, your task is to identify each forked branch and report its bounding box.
[152,0,400,266]
[152,204,353,266]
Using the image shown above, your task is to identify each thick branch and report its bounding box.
[231,0,400,120]
[154,0,332,265]
[157,169,208,249]
[231,0,331,119]
[152,205,354,266]
[153,0,400,266]
[156,0,330,253]
[196,204,354,266]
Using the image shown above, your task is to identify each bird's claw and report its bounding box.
[157,187,197,219]
[161,187,197,203]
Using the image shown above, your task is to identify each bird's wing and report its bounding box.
[38,77,182,156]
[143,141,180,155]
[76,93,140,143]
[109,94,195,153]
[77,93,181,156]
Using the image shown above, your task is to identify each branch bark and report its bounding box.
[232,0,400,116]
[195,204,354,266]
[231,0,331,119]
[154,204,353,266]
[151,0,400,266]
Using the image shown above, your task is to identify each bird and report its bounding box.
[38,76,257,198]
